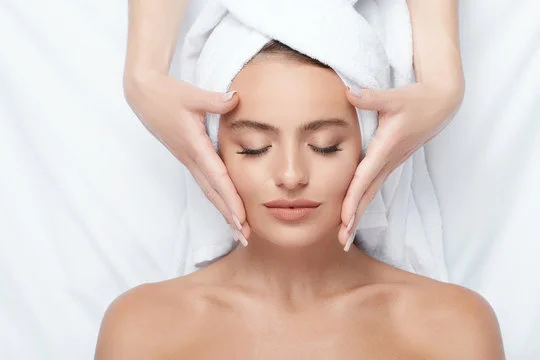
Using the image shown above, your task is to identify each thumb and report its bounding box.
[346,87,396,112]
[185,85,239,114]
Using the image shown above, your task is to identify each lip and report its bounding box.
[263,199,321,222]
[263,199,321,208]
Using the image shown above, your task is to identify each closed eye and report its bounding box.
[236,144,342,157]
[236,145,271,157]
[309,144,342,155]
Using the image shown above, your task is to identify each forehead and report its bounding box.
[226,59,357,128]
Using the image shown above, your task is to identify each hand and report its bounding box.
[339,81,465,250]
[124,72,250,245]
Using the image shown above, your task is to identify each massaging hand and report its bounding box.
[339,82,464,249]
[124,73,249,243]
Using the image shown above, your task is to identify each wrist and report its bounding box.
[422,72,465,104]
[123,68,164,102]
[124,63,166,84]
[421,79,465,119]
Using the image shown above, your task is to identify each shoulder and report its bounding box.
[94,278,204,360]
[398,281,505,359]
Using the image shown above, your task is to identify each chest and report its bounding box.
[176,308,421,359]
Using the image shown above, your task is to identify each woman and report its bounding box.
[124,0,465,246]
[96,42,504,359]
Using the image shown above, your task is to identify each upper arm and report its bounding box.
[440,288,505,359]
[94,284,170,360]
[412,284,505,359]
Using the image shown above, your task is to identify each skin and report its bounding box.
[95,58,504,359]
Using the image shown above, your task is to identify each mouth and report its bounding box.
[263,199,321,222]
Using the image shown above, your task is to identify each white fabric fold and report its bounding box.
[179,0,448,281]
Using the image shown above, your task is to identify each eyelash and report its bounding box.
[310,144,342,155]
[236,144,342,157]
[236,145,271,157]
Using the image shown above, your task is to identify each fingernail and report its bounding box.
[222,91,237,102]
[347,85,362,97]
[230,226,238,242]
[346,215,355,232]
[232,214,243,231]
[344,233,355,252]
[234,229,248,247]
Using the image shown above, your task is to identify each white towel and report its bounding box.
[179,0,448,281]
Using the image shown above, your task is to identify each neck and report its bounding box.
[225,229,371,308]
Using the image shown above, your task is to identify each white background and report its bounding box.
[1,0,539,358]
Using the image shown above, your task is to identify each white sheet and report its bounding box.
[0,1,190,358]
[426,1,540,355]
[0,0,538,359]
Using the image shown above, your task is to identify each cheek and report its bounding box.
[229,165,256,199]
[222,153,265,207]
[318,160,356,198]
[219,134,267,209]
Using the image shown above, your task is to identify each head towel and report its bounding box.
[179,0,448,281]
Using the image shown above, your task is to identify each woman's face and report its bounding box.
[219,57,362,247]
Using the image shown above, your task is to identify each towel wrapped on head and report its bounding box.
[179,0,448,281]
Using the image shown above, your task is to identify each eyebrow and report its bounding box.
[229,118,349,134]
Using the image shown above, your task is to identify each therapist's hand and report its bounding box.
[339,82,464,250]
[124,72,250,244]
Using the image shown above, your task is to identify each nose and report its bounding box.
[274,146,309,190]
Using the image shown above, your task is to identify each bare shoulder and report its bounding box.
[94,276,208,360]
[397,279,505,359]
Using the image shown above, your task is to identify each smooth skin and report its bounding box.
[95,264,504,359]
[124,0,465,245]
[97,57,503,359]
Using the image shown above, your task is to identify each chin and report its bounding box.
[252,219,338,248]
[265,231,319,248]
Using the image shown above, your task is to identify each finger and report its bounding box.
[190,160,251,241]
[340,138,390,227]
[339,145,418,246]
[190,163,253,244]
[191,137,247,231]
[349,145,417,238]
[355,166,389,223]
[183,85,239,114]
[424,132,438,145]
[188,163,234,226]
[339,166,390,246]
[346,87,401,112]
[395,146,418,169]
